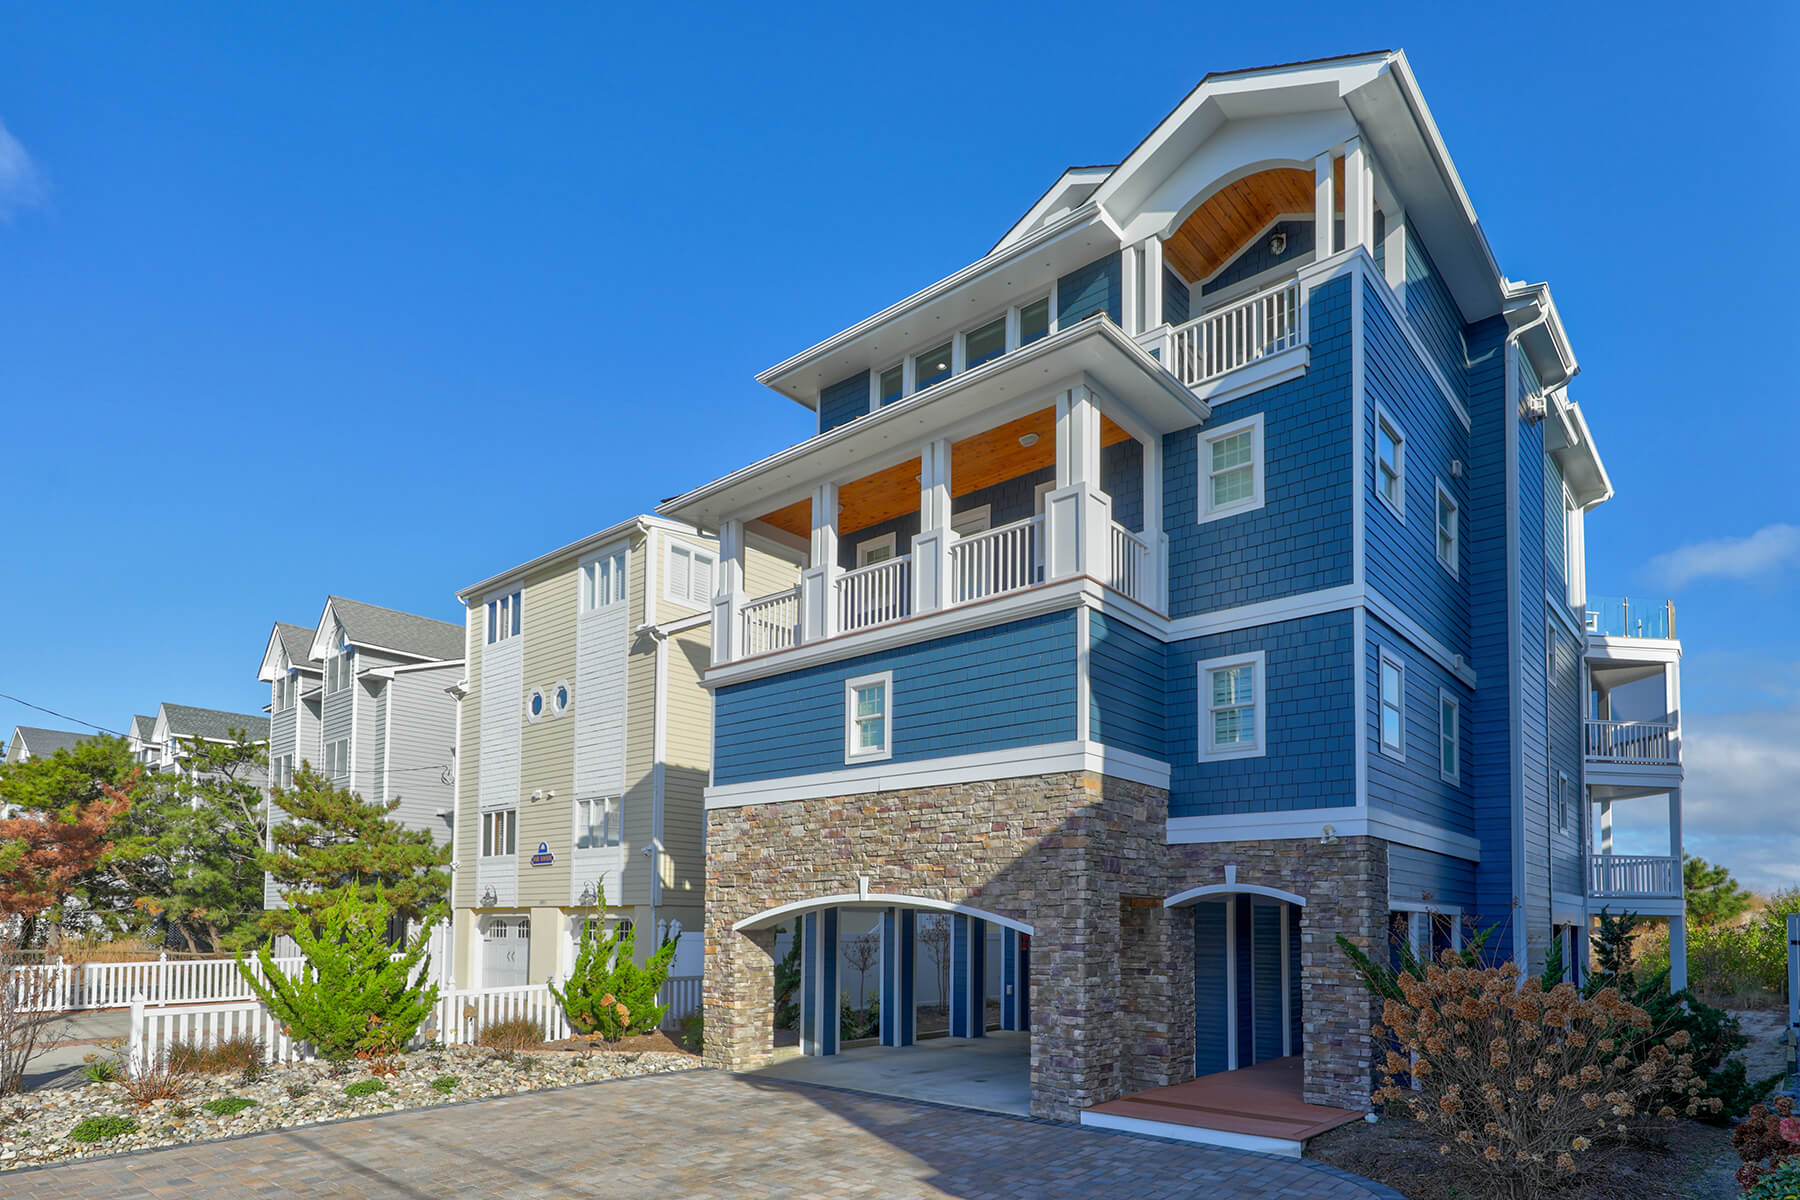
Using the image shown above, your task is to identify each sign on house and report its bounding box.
[530,841,555,868]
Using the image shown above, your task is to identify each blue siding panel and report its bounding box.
[713,611,1079,785]
[1166,611,1357,819]
[1546,616,1585,898]
[1234,899,1253,1066]
[1252,902,1282,1064]
[1057,254,1121,326]
[1387,843,1477,911]
[1366,614,1475,835]
[1201,218,1313,297]
[1163,266,1190,326]
[1089,611,1165,758]
[1404,230,1466,389]
[1193,903,1228,1075]
[1516,352,1551,970]
[819,371,870,436]
[1163,274,1355,617]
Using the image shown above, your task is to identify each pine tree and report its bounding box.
[1684,854,1753,927]
[547,885,676,1041]
[240,886,437,1060]
[259,766,448,935]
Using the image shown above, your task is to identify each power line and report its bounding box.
[0,691,123,738]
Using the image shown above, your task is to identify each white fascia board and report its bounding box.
[306,599,341,663]
[257,626,289,683]
[364,658,466,680]
[1167,807,1481,861]
[664,321,1206,534]
[991,166,1117,254]
[455,514,698,602]
[754,203,1115,402]
[1555,400,1613,509]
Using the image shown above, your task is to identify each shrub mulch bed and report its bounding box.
[0,1043,698,1171]
[1307,1115,1743,1200]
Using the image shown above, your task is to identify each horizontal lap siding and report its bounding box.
[1089,611,1164,758]
[385,666,459,843]
[819,370,870,435]
[1387,843,1477,911]
[1404,229,1465,390]
[1366,614,1474,836]
[1363,279,1471,659]
[322,686,353,785]
[455,616,482,908]
[1166,610,1356,818]
[1546,615,1584,899]
[1517,356,1551,971]
[661,629,712,909]
[712,610,1079,785]
[1164,274,1353,617]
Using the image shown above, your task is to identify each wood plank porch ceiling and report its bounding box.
[756,408,1132,540]
[1163,165,1337,284]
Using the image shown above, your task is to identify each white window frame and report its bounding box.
[1197,650,1266,762]
[855,531,898,566]
[573,795,621,850]
[487,590,521,644]
[1374,406,1406,520]
[843,671,894,764]
[526,686,548,724]
[1197,413,1266,524]
[1437,688,1460,785]
[327,646,353,694]
[326,737,350,779]
[480,808,518,858]
[551,680,572,718]
[951,505,992,537]
[1378,648,1406,761]
[1434,479,1459,577]
[664,541,718,609]
[579,548,628,613]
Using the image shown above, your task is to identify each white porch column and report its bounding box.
[1599,799,1613,854]
[1314,150,1336,258]
[1120,244,1141,334]
[1343,136,1373,254]
[711,518,746,666]
[1142,236,1165,330]
[1142,429,1166,610]
[913,438,953,614]
[1045,384,1112,581]
[1669,788,1683,865]
[799,483,840,642]
[1668,915,1688,992]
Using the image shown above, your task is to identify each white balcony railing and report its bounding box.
[1109,522,1150,606]
[1585,719,1677,765]
[836,555,912,635]
[1589,853,1681,899]
[739,587,800,657]
[950,515,1042,604]
[1168,279,1302,387]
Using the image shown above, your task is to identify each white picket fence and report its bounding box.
[125,972,705,1076]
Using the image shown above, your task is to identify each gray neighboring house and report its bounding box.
[258,597,463,911]
[4,725,96,765]
[148,703,270,780]
[125,714,160,769]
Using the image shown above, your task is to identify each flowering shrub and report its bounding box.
[1368,955,1711,1199]
[1733,1096,1800,1192]
[1745,1158,1800,1200]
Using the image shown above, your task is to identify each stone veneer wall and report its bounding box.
[704,771,1387,1119]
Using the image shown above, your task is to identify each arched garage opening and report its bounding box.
[1164,884,1304,1075]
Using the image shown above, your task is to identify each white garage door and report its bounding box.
[480,914,530,989]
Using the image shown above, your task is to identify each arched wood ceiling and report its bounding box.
[756,409,1131,540]
[1163,165,1338,284]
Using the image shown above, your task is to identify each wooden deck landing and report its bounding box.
[1081,1057,1362,1154]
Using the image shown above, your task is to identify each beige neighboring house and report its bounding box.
[450,514,792,990]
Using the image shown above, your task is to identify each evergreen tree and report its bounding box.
[547,885,675,1041]
[258,766,448,935]
[1684,854,1753,927]
[137,733,268,952]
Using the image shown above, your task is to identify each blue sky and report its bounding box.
[2,5,1795,888]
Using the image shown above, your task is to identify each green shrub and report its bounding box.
[200,1096,256,1117]
[68,1114,138,1142]
[548,888,675,1042]
[239,886,438,1061]
[476,1017,544,1052]
[677,1012,703,1055]
[342,1079,387,1099]
[79,1056,119,1084]
[839,996,879,1043]
[168,1035,264,1076]
[428,1074,459,1094]
[1746,1158,1800,1200]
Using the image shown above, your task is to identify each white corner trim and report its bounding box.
[706,740,1171,810]
[1163,882,1306,908]
[1075,607,1092,742]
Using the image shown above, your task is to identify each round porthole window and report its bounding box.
[526,687,547,723]
[552,680,572,717]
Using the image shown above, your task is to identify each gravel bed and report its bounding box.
[0,1047,698,1170]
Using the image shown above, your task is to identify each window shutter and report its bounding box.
[669,547,691,601]
[693,553,715,603]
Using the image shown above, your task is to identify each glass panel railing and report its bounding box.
[1583,596,1676,640]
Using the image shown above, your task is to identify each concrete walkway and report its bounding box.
[6,1069,1403,1199]
[751,1032,1032,1115]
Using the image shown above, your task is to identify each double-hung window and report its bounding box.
[666,542,717,608]
[1438,690,1460,784]
[574,796,621,850]
[1198,414,1264,522]
[581,551,627,612]
[1378,650,1405,760]
[327,646,353,694]
[480,809,517,858]
[1198,652,1264,760]
[844,672,892,763]
[1435,482,1460,576]
[1375,409,1406,517]
[325,738,350,779]
[487,591,521,644]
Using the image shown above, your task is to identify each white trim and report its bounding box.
[1075,607,1092,743]
[1078,1104,1300,1158]
[1437,688,1461,785]
[1186,344,1309,408]
[950,504,992,536]
[1167,807,1482,861]
[1164,882,1306,908]
[854,531,898,566]
[1377,645,1405,761]
[843,671,893,764]
[1197,650,1265,762]
[1434,478,1460,579]
[525,685,548,725]
[1354,608,1369,809]
[550,679,572,719]
[1356,247,1470,430]
[1196,412,1266,524]
[1374,404,1406,520]
[706,740,1171,809]
[1365,589,1475,688]
[663,539,717,611]
[1163,584,1362,641]
[732,891,1033,936]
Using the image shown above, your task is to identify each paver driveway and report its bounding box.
[5,1070,1401,1199]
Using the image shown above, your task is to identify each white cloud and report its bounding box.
[0,119,45,220]
[1678,707,1800,894]
[1646,523,1800,589]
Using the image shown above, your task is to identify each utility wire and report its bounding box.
[0,691,124,738]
